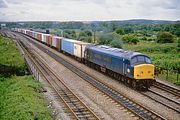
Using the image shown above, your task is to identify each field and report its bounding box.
[124,41,180,85]
[0,35,52,120]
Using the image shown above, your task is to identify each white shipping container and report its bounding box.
[42,34,47,43]
[34,32,36,38]
[25,30,30,34]
[74,42,91,58]
[52,37,56,47]
[22,29,26,34]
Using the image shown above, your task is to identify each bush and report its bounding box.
[79,36,92,43]
[122,34,139,44]
[178,37,180,52]
[147,38,155,41]
[141,36,147,41]
[84,30,92,36]
[115,27,124,35]
[64,30,76,39]
[124,27,134,34]
[174,22,180,37]
[97,33,123,47]
[97,34,114,45]
[110,39,123,48]
[157,32,173,43]
[78,30,93,43]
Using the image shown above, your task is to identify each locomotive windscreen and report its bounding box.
[131,56,151,65]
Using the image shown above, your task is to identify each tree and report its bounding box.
[98,34,113,45]
[111,23,118,31]
[84,30,92,36]
[110,39,123,48]
[115,27,125,35]
[141,36,147,41]
[173,22,180,37]
[178,37,180,52]
[97,33,123,47]
[122,34,139,44]
[78,30,93,43]
[64,30,77,39]
[157,32,173,43]
[124,27,134,34]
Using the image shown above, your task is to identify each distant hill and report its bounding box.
[0,19,179,31]
[0,19,178,24]
[121,19,177,24]
[90,19,177,24]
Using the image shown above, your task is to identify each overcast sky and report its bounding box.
[0,0,180,21]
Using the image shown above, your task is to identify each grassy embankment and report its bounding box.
[124,41,180,85]
[0,35,52,120]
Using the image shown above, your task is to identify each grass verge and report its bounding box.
[0,35,53,120]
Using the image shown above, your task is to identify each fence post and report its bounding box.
[166,69,169,80]
[177,71,179,83]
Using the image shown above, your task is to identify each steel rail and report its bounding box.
[17,39,100,120]
[153,81,180,98]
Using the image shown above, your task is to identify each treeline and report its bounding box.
[1,20,180,47]
[2,20,179,33]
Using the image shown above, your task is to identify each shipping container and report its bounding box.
[42,33,48,43]
[47,35,52,46]
[31,31,37,39]
[32,31,36,38]
[22,29,26,34]
[25,30,30,35]
[74,42,91,58]
[52,36,62,50]
[37,33,42,41]
[29,31,33,37]
[61,38,80,55]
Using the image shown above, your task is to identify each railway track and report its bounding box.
[16,37,100,120]
[141,89,180,113]
[16,28,180,115]
[140,81,180,113]
[18,32,167,120]
[153,81,180,98]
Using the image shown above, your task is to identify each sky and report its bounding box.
[0,0,180,21]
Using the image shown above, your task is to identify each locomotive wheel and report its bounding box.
[143,83,149,91]
[132,80,137,90]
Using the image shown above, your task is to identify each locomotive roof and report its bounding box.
[88,45,147,60]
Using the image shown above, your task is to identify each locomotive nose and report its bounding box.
[134,64,154,79]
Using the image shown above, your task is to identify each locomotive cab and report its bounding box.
[131,55,154,80]
[131,55,155,89]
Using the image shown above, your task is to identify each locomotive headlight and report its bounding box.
[127,68,130,73]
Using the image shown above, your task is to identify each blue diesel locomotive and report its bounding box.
[85,45,155,90]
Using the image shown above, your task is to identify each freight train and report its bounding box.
[14,28,155,90]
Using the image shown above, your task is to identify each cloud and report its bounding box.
[0,0,8,8]
[0,0,179,21]
[136,0,180,19]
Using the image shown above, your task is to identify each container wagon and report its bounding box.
[61,38,81,56]
[52,36,62,51]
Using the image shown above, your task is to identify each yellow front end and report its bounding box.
[134,64,154,79]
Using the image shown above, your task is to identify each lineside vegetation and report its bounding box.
[0,35,52,120]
